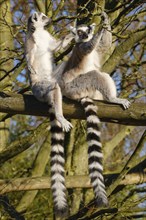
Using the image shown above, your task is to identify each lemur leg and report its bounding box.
[99,72,131,109]
[60,70,130,109]
[49,84,73,132]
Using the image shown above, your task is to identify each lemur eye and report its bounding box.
[33,14,38,21]
[42,15,47,21]
[77,30,83,36]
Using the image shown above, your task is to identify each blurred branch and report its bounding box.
[103,28,146,73]
[113,0,144,26]
[0,57,24,81]
[107,130,146,197]
[104,126,135,160]
[0,92,146,126]
[52,0,66,21]
[0,172,145,194]
[53,15,77,23]
[0,195,24,220]
[0,122,49,165]
[16,133,51,213]
[34,0,45,14]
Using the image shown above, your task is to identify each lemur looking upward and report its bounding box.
[25,12,73,131]
[25,12,73,217]
[54,12,131,207]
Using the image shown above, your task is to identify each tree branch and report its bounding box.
[0,172,145,194]
[0,122,48,165]
[0,92,146,126]
[107,130,146,197]
[16,134,51,212]
[104,126,135,160]
[103,28,146,73]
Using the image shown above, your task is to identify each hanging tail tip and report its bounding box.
[95,196,109,208]
[55,205,69,218]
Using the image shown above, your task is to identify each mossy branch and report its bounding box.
[0,122,49,165]
[0,172,145,194]
[16,133,51,213]
[0,92,146,126]
[107,130,146,197]
[103,28,146,73]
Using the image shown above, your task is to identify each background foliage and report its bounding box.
[0,0,146,219]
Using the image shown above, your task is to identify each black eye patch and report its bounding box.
[77,30,84,36]
[28,17,33,23]
[87,25,92,34]
[77,29,88,39]
[33,14,38,21]
[42,15,47,21]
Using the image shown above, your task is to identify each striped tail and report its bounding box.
[81,98,108,207]
[49,108,68,217]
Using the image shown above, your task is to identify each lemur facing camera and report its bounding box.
[25,12,73,216]
[55,12,131,207]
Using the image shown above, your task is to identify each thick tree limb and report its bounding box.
[0,92,146,125]
[0,172,145,194]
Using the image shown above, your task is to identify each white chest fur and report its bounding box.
[31,28,55,80]
[79,50,100,74]
[33,28,52,51]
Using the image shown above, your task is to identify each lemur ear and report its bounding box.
[69,26,77,35]
[31,12,38,22]
[90,23,96,32]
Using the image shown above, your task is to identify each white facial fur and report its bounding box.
[31,12,50,29]
[70,23,96,43]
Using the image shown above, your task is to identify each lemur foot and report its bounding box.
[116,98,131,109]
[108,98,131,109]
[120,99,131,109]
[56,115,73,132]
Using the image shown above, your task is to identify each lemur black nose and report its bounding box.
[81,33,88,39]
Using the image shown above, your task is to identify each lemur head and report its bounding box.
[70,23,96,43]
[27,12,50,32]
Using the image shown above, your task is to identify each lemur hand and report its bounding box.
[101,11,109,26]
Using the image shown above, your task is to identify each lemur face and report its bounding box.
[70,24,96,43]
[28,12,50,31]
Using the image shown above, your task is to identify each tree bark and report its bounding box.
[0,172,145,194]
[103,29,146,73]
[0,0,13,151]
[0,122,49,165]
[107,130,146,197]
[16,133,51,212]
[0,92,146,126]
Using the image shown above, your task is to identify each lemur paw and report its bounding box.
[56,115,73,132]
[101,11,109,24]
[62,120,73,132]
[120,99,131,109]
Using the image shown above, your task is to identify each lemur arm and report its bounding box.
[53,33,74,52]
[78,28,104,55]
[96,12,112,55]
[25,42,37,74]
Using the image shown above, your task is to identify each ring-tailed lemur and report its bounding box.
[54,12,131,207]
[25,12,73,131]
[25,12,73,216]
